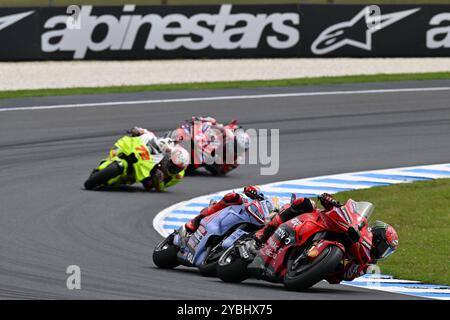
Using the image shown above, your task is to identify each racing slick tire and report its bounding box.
[216,247,248,283]
[152,237,180,269]
[283,245,344,291]
[198,260,218,277]
[184,164,197,176]
[84,162,123,190]
[205,164,226,176]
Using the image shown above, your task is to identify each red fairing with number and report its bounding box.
[258,199,373,279]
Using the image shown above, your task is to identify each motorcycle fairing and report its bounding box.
[251,199,374,282]
[247,222,299,282]
[176,204,264,267]
[244,199,271,224]
[324,200,373,265]
[94,136,160,186]
[114,136,156,182]
[221,228,249,250]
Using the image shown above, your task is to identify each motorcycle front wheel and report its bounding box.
[283,245,344,291]
[216,246,248,283]
[152,236,180,269]
[84,161,124,190]
[198,259,218,277]
[198,245,224,277]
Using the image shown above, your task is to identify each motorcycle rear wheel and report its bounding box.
[84,161,123,190]
[283,245,343,291]
[205,164,226,176]
[184,165,197,176]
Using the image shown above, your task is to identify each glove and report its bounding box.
[319,193,339,210]
[244,186,264,200]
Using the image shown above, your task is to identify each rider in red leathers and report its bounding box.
[185,186,263,233]
[172,116,250,176]
[187,187,399,284]
[251,193,399,283]
[253,196,318,244]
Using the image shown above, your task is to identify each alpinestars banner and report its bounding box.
[0,4,449,60]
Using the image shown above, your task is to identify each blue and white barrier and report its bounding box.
[343,274,450,300]
[153,163,450,300]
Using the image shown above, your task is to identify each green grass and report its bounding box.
[332,179,450,285]
[2,0,450,7]
[1,71,450,100]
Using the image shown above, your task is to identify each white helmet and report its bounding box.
[166,146,190,175]
[158,137,176,154]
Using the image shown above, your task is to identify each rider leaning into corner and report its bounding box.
[128,127,190,192]
[186,186,399,284]
[172,116,250,175]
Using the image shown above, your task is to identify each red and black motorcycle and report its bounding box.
[171,117,249,176]
[216,196,375,291]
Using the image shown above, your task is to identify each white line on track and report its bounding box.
[1,86,450,112]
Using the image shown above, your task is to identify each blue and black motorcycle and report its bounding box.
[152,197,273,276]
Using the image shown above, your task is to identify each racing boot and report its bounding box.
[253,214,283,245]
[185,192,244,232]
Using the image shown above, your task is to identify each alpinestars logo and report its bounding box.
[0,11,34,33]
[311,7,420,55]
[42,5,300,59]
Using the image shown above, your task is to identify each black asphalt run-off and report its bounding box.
[1,80,449,299]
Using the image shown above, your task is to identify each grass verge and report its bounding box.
[332,179,450,285]
[1,71,450,100]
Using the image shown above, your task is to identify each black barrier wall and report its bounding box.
[0,4,449,61]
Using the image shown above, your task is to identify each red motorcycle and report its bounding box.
[171,117,248,176]
[217,195,375,291]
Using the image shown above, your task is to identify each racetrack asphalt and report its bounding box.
[1,80,449,299]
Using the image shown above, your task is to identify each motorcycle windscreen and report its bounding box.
[353,201,375,220]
